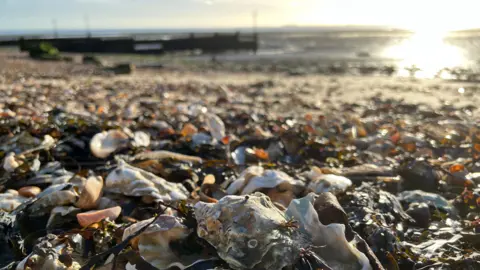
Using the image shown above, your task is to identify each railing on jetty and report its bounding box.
[0,32,258,54]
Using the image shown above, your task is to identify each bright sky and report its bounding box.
[0,0,478,31]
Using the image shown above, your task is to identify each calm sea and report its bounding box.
[3,27,480,78]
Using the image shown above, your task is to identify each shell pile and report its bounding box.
[0,59,479,270]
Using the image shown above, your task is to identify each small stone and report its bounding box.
[406,202,431,228]
[180,123,198,137]
[18,186,41,198]
[77,206,121,227]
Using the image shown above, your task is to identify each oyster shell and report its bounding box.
[286,193,371,270]
[90,129,129,158]
[105,160,188,201]
[194,193,304,270]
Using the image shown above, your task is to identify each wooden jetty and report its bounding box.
[0,32,258,54]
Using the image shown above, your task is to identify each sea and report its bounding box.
[3,27,480,79]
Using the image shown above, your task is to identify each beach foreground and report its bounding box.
[0,53,479,269]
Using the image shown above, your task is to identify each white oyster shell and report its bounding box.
[123,215,208,270]
[105,160,188,201]
[205,113,225,141]
[194,193,304,270]
[286,193,371,270]
[90,129,129,158]
[226,166,298,195]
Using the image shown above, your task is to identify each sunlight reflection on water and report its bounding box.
[383,31,466,78]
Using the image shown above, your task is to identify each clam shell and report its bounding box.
[90,129,129,158]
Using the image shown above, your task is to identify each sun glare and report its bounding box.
[384,28,465,78]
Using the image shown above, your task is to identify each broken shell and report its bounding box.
[205,113,226,141]
[0,193,28,212]
[3,152,21,172]
[133,131,150,148]
[286,193,371,270]
[194,193,304,270]
[398,190,453,213]
[47,206,80,228]
[29,183,81,214]
[18,186,41,198]
[226,166,299,195]
[123,215,206,269]
[5,189,18,196]
[133,150,202,163]
[90,129,129,158]
[105,160,188,201]
[75,176,103,210]
[77,206,121,227]
[307,173,353,194]
[16,234,81,270]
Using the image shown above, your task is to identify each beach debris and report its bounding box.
[286,193,371,270]
[77,206,122,227]
[105,160,188,201]
[90,129,129,158]
[205,113,226,141]
[194,193,303,270]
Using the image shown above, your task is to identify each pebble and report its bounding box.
[77,206,122,227]
[18,186,41,198]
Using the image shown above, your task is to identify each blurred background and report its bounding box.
[1,0,480,79]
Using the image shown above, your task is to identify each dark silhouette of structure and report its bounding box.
[0,32,258,55]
